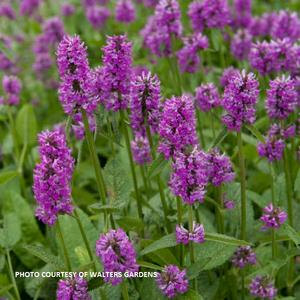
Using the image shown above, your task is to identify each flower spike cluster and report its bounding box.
[156,265,189,298]
[158,94,198,159]
[33,129,74,226]
[1,75,22,106]
[221,70,259,131]
[57,276,91,300]
[249,276,277,299]
[57,35,96,115]
[231,246,256,268]
[260,204,287,230]
[96,228,139,285]
[115,0,136,23]
[176,222,205,245]
[195,82,220,112]
[99,35,133,111]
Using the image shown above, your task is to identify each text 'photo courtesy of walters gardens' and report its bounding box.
[0,0,300,299]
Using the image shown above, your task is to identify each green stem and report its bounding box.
[57,218,71,271]
[120,110,144,231]
[73,209,96,272]
[237,131,247,240]
[140,166,150,201]
[177,197,183,266]
[217,185,225,234]
[7,107,20,160]
[270,163,276,259]
[283,148,294,292]
[196,110,206,149]
[81,109,107,205]
[210,112,216,140]
[188,206,197,290]
[146,125,172,233]
[6,249,21,300]
[121,280,130,300]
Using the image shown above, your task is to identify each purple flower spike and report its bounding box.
[266,76,297,120]
[0,3,16,20]
[249,276,277,299]
[221,70,259,131]
[232,0,252,28]
[220,67,239,87]
[43,17,65,45]
[130,71,161,136]
[33,129,74,226]
[170,148,208,205]
[115,0,136,23]
[20,0,41,16]
[57,275,91,300]
[257,138,285,162]
[96,228,139,285]
[271,10,300,42]
[57,35,96,115]
[158,94,198,159]
[61,3,76,17]
[205,148,235,186]
[188,0,230,32]
[177,33,208,73]
[231,246,256,268]
[156,265,189,298]
[230,29,252,61]
[131,135,152,165]
[86,6,110,29]
[176,222,205,245]
[195,82,220,112]
[2,75,22,106]
[100,35,132,111]
[260,203,287,230]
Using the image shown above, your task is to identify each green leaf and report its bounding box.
[246,124,265,143]
[147,154,168,179]
[137,260,163,271]
[281,223,300,248]
[139,234,177,256]
[116,217,144,232]
[0,213,21,249]
[16,104,37,145]
[23,244,65,270]
[205,233,251,246]
[0,171,18,185]
[178,290,204,300]
[88,278,104,291]
[104,159,131,208]
[89,203,120,213]
[210,127,228,149]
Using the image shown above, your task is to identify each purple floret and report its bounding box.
[231,246,256,268]
[260,203,287,230]
[249,276,277,299]
[156,265,189,298]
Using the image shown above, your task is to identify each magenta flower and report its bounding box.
[231,246,256,268]
[0,3,16,20]
[2,75,22,106]
[230,29,252,61]
[232,0,252,28]
[205,148,235,186]
[221,70,259,131]
[61,3,76,17]
[249,276,277,299]
[156,265,189,298]
[131,135,152,165]
[266,76,297,120]
[220,67,239,87]
[158,95,198,159]
[271,10,300,42]
[130,71,161,136]
[33,129,74,226]
[141,0,182,57]
[195,82,220,112]
[57,35,96,115]
[96,228,139,285]
[42,17,65,45]
[176,33,208,73]
[57,276,91,300]
[260,203,287,230]
[100,35,132,111]
[86,5,110,28]
[19,0,41,16]
[169,148,208,205]
[115,0,136,23]
[257,138,285,162]
[176,222,205,245]
[188,0,230,32]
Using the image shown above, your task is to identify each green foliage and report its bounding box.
[0,213,21,249]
